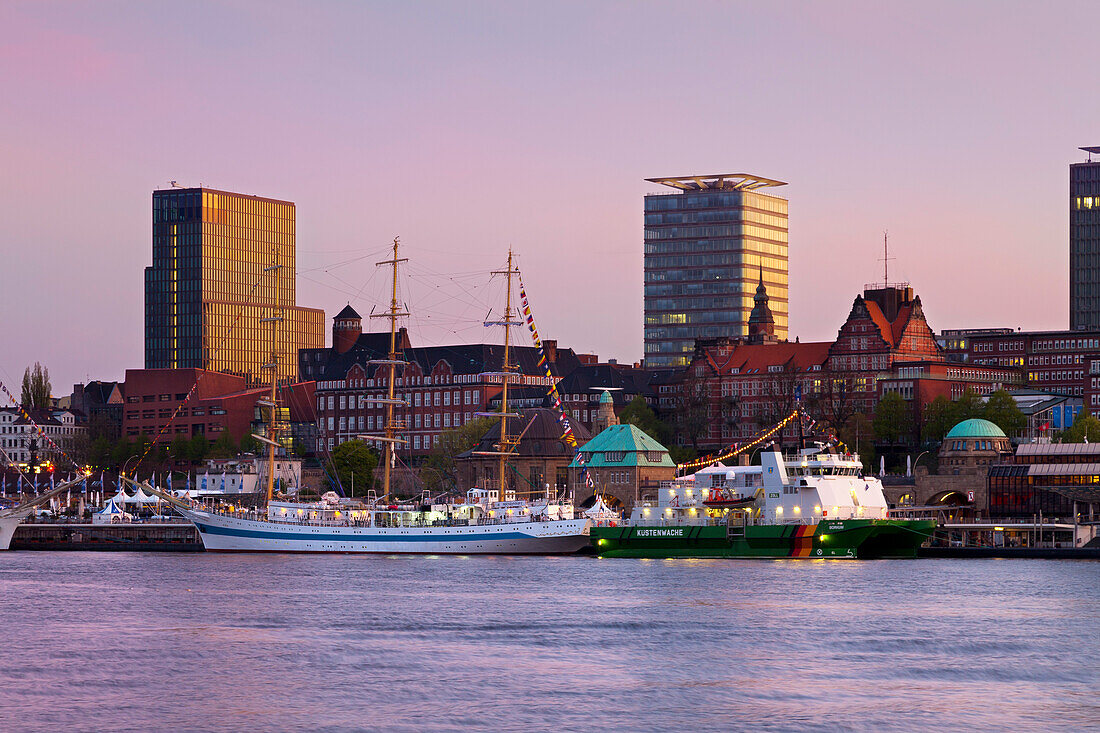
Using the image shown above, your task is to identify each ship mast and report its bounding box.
[262,245,283,505]
[367,237,409,501]
[486,250,521,499]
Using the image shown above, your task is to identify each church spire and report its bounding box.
[747,263,777,344]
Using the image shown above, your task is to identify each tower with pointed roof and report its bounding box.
[332,304,362,354]
[747,266,778,345]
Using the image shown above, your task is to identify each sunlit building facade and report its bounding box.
[1071,147,1100,331]
[644,174,789,368]
[145,187,324,386]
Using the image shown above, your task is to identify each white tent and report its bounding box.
[132,488,161,505]
[93,499,133,525]
[584,496,620,524]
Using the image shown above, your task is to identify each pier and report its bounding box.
[11,522,202,552]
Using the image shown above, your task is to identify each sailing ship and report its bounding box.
[591,414,936,559]
[159,241,590,553]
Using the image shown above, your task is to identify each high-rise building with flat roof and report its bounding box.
[643,174,789,368]
[145,186,325,385]
[1071,147,1100,331]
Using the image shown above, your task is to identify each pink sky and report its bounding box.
[1,1,1097,392]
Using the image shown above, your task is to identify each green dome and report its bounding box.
[599,390,613,404]
[945,418,1006,440]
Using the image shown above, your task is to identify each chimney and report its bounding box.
[542,339,558,363]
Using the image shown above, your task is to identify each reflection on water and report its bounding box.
[1,554,1097,732]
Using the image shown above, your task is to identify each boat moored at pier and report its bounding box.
[592,443,936,559]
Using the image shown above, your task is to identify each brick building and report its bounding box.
[939,327,1100,404]
[878,361,1024,430]
[121,369,315,451]
[302,306,584,458]
[666,282,950,449]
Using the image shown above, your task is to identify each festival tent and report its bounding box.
[131,488,162,505]
[584,496,620,524]
[92,499,133,525]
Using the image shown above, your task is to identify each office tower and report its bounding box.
[145,186,324,385]
[644,174,789,367]
[1071,147,1100,330]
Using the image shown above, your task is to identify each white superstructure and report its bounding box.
[627,444,889,527]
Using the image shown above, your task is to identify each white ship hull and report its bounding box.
[0,509,33,551]
[178,508,591,554]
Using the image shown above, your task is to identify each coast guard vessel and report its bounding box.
[592,428,935,559]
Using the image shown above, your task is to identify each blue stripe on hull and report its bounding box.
[195,522,535,543]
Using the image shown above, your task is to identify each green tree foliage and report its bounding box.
[921,395,955,442]
[327,440,378,495]
[421,417,498,492]
[951,389,986,424]
[110,438,133,468]
[188,434,209,462]
[238,433,259,455]
[88,435,113,471]
[170,435,192,462]
[210,431,236,458]
[982,390,1026,438]
[872,392,914,444]
[618,396,671,445]
[1060,411,1100,443]
[20,362,51,409]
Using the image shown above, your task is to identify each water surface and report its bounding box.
[1,553,1097,732]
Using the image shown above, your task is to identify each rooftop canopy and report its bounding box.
[945,418,1007,440]
[645,174,787,191]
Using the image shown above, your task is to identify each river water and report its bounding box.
[1,553,1097,732]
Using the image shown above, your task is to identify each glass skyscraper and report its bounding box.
[1071,147,1100,331]
[643,174,789,367]
[145,186,324,385]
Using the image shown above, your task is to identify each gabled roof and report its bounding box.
[697,341,831,376]
[459,409,592,459]
[335,304,361,320]
[570,424,675,468]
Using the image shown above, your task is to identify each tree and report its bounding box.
[672,376,710,452]
[88,435,113,471]
[20,362,51,409]
[805,367,861,438]
[421,417,497,492]
[873,392,914,444]
[188,434,209,462]
[238,433,259,455]
[1061,411,1100,443]
[327,440,378,495]
[618,396,671,445]
[170,435,192,463]
[110,438,133,468]
[983,390,1026,438]
[950,389,986,426]
[921,395,955,442]
[210,431,236,458]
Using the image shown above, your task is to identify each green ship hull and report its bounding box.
[591,519,937,559]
